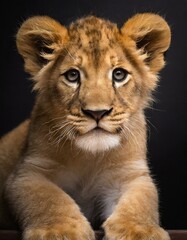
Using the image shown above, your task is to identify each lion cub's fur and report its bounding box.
[0,13,171,239]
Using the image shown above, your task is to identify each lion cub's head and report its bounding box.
[16,14,171,153]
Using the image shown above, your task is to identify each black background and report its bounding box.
[1,0,187,230]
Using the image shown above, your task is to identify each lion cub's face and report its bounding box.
[16,15,171,153]
[50,18,143,153]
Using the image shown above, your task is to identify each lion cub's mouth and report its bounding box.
[92,125,122,134]
[93,126,102,130]
[89,125,116,135]
[92,126,107,132]
[75,125,121,153]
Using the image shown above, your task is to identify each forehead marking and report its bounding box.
[69,17,118,69]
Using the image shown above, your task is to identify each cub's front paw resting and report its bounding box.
[23,218,95,240]
[103,217,170,240]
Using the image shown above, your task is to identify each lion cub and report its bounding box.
[0,13,171,239]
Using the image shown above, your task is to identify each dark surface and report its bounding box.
[0,0,187,230]
[0,230,187,240]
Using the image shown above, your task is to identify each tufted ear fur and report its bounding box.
[121,13,171,73]
[16,16,68,76]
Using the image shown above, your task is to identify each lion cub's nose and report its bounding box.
[82,108,113,122]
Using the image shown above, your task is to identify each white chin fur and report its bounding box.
[75,130,120,154]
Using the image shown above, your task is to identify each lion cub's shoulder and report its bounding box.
[0,119,30,175]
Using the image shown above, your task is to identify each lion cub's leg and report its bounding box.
[4,160,95,240]
[102,163,170,240]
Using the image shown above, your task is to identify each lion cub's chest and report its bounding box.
[54,164,122,225]
[55,167,102,220]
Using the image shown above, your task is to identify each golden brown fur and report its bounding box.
[0,13,171,239]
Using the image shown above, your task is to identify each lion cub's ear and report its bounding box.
[16,16,68,76]
[121,13,171,73]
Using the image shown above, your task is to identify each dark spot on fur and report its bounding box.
[116,127,122,133]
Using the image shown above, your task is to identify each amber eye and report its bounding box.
[112,68,129,83]
[63,69,80,83]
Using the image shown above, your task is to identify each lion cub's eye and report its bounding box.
[112,68,129,83]
[63,69,80,83]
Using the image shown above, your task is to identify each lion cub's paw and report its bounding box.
[23,217,95,240]
[103,216,170,240]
